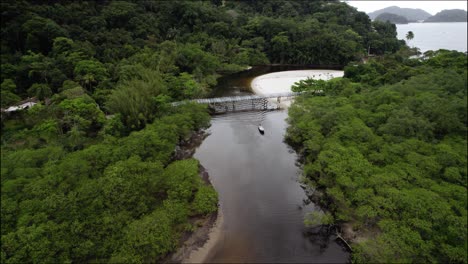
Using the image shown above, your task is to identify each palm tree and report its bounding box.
[406,31,414,46]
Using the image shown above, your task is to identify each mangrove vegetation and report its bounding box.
[288,49,467,263]
[1,0,465,263]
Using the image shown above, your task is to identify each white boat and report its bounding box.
[258,125,264,134]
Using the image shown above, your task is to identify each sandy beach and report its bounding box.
[250,70,344,107]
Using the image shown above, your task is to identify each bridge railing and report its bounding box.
[171,91,319,106]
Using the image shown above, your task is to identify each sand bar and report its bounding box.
[250,70,344,107]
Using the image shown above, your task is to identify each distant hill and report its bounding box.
[375,13,409,24]
[368,6,431,22]
[424,9,467,22]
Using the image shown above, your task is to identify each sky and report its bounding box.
[343,1,468,15]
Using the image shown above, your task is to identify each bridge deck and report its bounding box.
[172,91,308,106]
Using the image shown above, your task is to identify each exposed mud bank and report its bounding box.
[164,129,223,264]
[299,173,367,257]
[166,210,223,263]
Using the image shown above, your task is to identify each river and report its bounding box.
[396,22,467,53]
[192,66,349,263]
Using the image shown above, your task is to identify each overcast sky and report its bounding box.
[344,1,468,15]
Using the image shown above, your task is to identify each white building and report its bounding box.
[2,98,38,112]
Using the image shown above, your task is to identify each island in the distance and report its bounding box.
[374,12,409,24]
[368,6,431,22]
[368,6,468,23]
[424,9,468,22]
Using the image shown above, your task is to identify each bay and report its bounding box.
[397,22,467,53]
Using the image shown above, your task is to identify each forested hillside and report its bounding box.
[374,13,408,24]
[1,0,407,262]
[368,6,431,22]
[424,9,468,23]
[1,0,404,111]
[287,49,467,263]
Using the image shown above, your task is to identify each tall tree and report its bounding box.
[406,31,414,47]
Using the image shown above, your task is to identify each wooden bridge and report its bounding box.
[172,91,313,113]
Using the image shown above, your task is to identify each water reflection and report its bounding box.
[194,110,349,263]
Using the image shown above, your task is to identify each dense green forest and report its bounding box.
[1,0,414,262]
[288,49,467,263]
[1,103,218,263]
[1,0,403,111]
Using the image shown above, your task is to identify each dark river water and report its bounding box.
[193,66,349,263]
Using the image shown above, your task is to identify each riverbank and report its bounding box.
[163,130,223,264]
[250,69,344,107]
[167,200,224,263]
[251,69,356,256]
[172,69,348,263]
[179,210,224,263]
[169,135,226,264]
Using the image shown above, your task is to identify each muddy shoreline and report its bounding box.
[297,160,358,257]
[163,129,222,264]
[178,209,224,263]
[166,209,222,263]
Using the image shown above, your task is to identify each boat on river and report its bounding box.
[258,125,264,134]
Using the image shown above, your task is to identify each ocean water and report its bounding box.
[397,22,467,53]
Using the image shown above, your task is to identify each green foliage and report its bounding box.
[406,31,414,41]
[164,72,207,100]
[27,83,52,100]
[106,69,167,130]
[1,1,408,262]
[1,0,400,107]
[0,90,21,108]
[31,119,60,143]
[1,105,216,262]
[304,211,334,227]
[1,79,16,93]
[20,51,66,91]
[110,209,176,263]
[51,37,74,56]
[368,20,404,55]
[176,43,220,79]
[288,50,467,263]
[1,79,20,107]
[424,49,468,72]
[73,59,108,90]
[192,185,218,215]
[57,97,105,134]
[343,50,465,87]
[291,78,328,93]
[164,159,200,201]
[21,15,67,54]
[102,114,125,137]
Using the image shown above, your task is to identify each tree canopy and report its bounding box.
[287,50,467,263]
[1,0,403,112]
[0,1,411,262]
[1,99,216,262]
